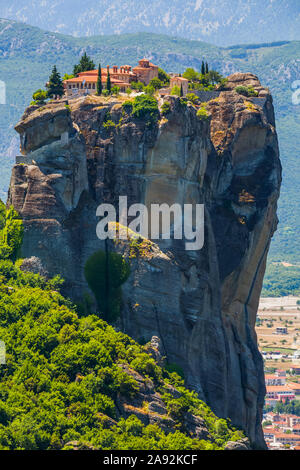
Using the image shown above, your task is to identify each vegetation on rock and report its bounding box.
[31,89,48,106]
[0,209,244,450]
[0,203,23,263]
[130,95,159,127]
[235,85,259,97]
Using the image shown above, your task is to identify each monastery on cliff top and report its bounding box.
[64,59,159,96]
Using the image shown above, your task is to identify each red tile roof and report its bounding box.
[267,386,295,392]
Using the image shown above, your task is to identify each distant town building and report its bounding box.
[265,374,286,386]
[288,382,300,396]
[276,327,288,335]
[266,386,295,403]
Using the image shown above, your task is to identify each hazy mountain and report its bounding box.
[0,0,300,46]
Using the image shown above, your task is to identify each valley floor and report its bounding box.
[257,296,300,450]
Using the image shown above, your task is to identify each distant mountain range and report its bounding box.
[0,18,299,271]
[0,0,299,46]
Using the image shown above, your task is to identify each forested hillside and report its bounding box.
[0,202,244,450]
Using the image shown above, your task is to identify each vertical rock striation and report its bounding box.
[8,73,281,448]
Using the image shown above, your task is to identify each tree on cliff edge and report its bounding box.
[46,66,64,99]
[106,69,111,93]
[73,52,95,76]
[97,64,102,95]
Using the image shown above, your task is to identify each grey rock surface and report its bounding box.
[8,74,281,448]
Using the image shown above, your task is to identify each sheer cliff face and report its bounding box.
[8,73,281,448]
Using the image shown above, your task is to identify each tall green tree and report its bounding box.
[46,66,64,99]
[106,69,112,93]
[201,61,205,75]
[97,63,102,95]
[183,68,198,81]
[158,67,170,84]
[73,52,95,76]
[205,62,209,74]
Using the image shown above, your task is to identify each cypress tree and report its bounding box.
[46,66,64,99]
[106,69,111,93]
[205,62,209,74]
[97,64,102,95]
[180,84,184,97]
[201,61,205,75]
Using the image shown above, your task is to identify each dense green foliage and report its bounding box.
[170,85,180,96]
[161,101,171,116]
[0,257,243,449]
[158,67,170,85]
[46,66,64,99]
[0,203,23,262]
[235,85,258,97]
[31,89,48,106]
[73,52,95,76]
[197,106,210,121]
[183,66,226,91]
[126,95,159,127]
[84,250,130,323]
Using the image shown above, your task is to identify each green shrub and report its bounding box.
[235,85,259,97]
[131,95,159,126]
[130,353,162,382]
[31,89,48,106]
[158,68,170,85]
[103,120,116,130]
[186,93,199,104]
[111,86,120,95]
[0,205,23,262]
[149,78,162,90]
[171,85,181,96]
[197,107,210,121]
[144,85,155,96]
[161,101,171,116]
[130,81,145,92]
[122,100,133,114]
